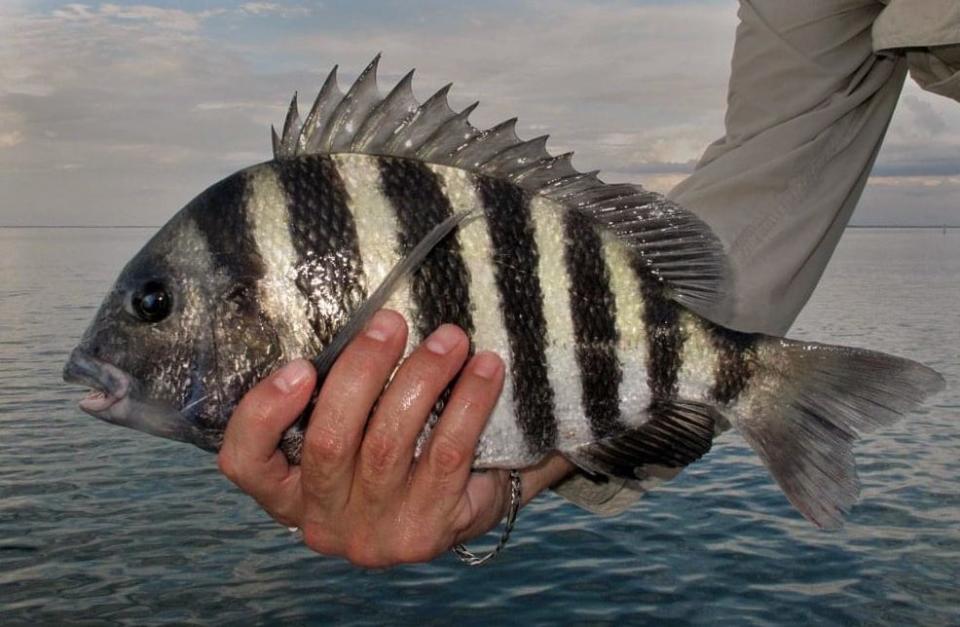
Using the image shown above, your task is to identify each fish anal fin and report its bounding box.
[569,399,718,483]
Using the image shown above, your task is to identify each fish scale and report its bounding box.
[562,208,624,440]
[63,57,945,530]
[475,175,559,459]
[273,155,365,351]
[376,157,474,342]
[375,156,475,449]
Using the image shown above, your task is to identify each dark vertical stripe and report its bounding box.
[633,256,686,400]
[377,157,474,340]
[190,171,265,302]
[477,176,558,455]
[563,211,623,438]
[188,170,281,420]
[273,155,366,348]
[708,323,757,404]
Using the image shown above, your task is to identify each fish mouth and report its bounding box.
[63,348,215,450]
[63,349,132,415]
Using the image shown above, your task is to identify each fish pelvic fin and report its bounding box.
[729,338,945,529]
[273,57,731,320]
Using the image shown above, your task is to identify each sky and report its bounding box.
[1,0,958,227]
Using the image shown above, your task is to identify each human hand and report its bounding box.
[217,309,573,568]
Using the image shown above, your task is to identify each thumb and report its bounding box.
[219,359,316,488]
[452,470,514,545]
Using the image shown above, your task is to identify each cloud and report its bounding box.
[858,176,960,226]
[0,1,958,226]
[0,130,24,148]
[97,3,223,32]
[239,2,314,17]
[900,94,948,137]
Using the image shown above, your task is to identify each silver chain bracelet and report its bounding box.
[451,469,522,566]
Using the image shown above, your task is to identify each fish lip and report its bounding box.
[63,349,132,414]
[62,349,211,449]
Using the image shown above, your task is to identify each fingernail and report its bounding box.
[425,325,462,355]
[273,360,312,394]
[365,309,401,342]
[472,351,501,380]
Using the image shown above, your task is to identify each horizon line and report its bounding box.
[2,224,958,230]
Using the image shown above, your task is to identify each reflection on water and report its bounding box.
[0,228,957,624]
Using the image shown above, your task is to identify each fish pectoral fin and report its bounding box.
[567,399,719,484]
[311,207,476,380]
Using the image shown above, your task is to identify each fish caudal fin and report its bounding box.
[730,338,945,528]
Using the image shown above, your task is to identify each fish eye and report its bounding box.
[130,281,173,323]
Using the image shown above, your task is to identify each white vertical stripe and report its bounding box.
[529,196,591,449]
[246,165,317,358]
[332,154,417,355]
[430,165,533,466]
[602,233,651,426]
[676,310,717,402]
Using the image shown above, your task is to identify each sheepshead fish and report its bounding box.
[63,56,944,528]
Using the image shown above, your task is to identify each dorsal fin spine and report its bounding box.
[279,92,301,157]
[451,117,519,169]
[270,125,281,156]
[414,101,479,161]
[511,151,577,187]
[383,82,456,156]
[319,55,381,152]
[481,134,551,178]
[300,65,341,154]
[351,68,417,152]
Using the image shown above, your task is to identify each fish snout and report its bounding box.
[63,349,133,413]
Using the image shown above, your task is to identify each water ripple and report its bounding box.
[0,228,957,624]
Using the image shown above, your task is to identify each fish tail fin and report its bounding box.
[728,337,944,528]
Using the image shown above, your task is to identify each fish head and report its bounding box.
[63,195,239,453]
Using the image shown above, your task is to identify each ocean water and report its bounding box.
[0,227,957,625]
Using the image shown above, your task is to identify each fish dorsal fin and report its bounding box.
[273,57,730,319]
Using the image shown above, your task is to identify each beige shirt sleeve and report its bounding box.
[556,0,960,516]
[875,0,960,101]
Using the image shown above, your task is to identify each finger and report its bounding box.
[353,324,470,504]
[300,309,407,509]
[451,469,512,544]
[410,351,503,512]
[218,359,315,512]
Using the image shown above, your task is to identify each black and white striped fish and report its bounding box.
[63,57,944,528]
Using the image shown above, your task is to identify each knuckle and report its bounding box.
[395,527,444,564]
[428,432,469,478]
[397,544,435,565]
[407,351,451,383]
[359,431,402,482]
[457,380,497,409]
[301,525,338,556]
[235,392,272,425]
[339,337,398,380]
[217,451,240,483]
[344,538,389,569]
[304,421,352,467]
